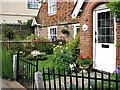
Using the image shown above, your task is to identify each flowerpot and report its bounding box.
[74,67,81,73]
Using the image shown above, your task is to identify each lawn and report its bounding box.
[38,54,56,71]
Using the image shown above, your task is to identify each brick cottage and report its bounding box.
[34,0,120,72]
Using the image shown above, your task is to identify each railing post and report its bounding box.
[43,68,46,90]
[82,70,84,90]
[53,68,56,90]
[36,59,38,72]
[116,73,118,90]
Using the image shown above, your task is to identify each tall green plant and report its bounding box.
[68,34,80,61]
[2,48,13,79]
[53,43,74,72]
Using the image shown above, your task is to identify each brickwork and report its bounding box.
[38,2,80,27]
[38,1,120,66]
[79,2,102,58]
[39,24,76,41]
[116,22,120,65]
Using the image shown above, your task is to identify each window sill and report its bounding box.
[48,12,56,16]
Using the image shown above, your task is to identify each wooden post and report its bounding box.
[13,54,17,80]
[35,72,44,89]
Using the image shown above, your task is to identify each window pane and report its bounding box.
[106,36,114,43]
[48,0,56,14]
[28,0,39,9]
[97,11,114,43]
[98,28,105,35]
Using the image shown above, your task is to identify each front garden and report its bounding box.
[1,25,120,89]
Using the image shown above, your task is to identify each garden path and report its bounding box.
[0,78,11,89]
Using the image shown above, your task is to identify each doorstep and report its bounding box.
[7,80,27,90]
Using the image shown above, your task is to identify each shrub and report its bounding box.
[2,48,13,79]
[68,34,80,61]
[53,42,74,72]
[11,43,26,54]
[26,34,53,54]
[2,25,15,40]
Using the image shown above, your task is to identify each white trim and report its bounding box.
[74,0,77,4]
[48,26,57,39]
[73,23,80,37]
[93,10,96,68]
[31,18,40,26]
[71,0,84,19]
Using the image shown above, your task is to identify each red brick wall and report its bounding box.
[38,2,80,27]
[38,1,80,40]
[79,2,102,58]
[116,22,120,65]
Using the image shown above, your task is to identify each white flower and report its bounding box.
[69,63,76,70]
[31,50,40,56]
[31,50,46,56]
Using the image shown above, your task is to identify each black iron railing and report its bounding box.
[42,68,120,90]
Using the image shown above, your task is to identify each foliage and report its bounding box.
[23,19,33,27]
[53,42,74,72]
[107,1,120,15]
[2,48,13,79]
[2,25,15,40]
[26,34,53,54]
[76,54,93,67]
[11,43,26,54]
[61,29,69,34]
[25,50,46,60]
[53,38,66,45]
[68,34,80,61]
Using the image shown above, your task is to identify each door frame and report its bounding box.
[93,6,117,69]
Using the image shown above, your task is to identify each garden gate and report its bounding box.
[16,51,39,89]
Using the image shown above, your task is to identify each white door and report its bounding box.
[94,9,116,73]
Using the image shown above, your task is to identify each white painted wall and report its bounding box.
[0,1,39,24]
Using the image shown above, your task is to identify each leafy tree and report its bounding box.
[2,25,15,40]
[107,1,120,15]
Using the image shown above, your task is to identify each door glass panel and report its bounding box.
[97,11,114,43]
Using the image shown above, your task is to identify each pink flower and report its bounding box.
[68,79,70,85]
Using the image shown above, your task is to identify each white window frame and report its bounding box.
[28,0,39,9]
[48,0,57,15]
[48,26,57,39]
[36,26,40,36]
[73,23,80,37]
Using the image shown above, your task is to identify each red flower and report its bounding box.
[79,54,83,58]
[86,55,91,59]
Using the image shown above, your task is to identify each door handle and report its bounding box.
[102,44,109,48]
